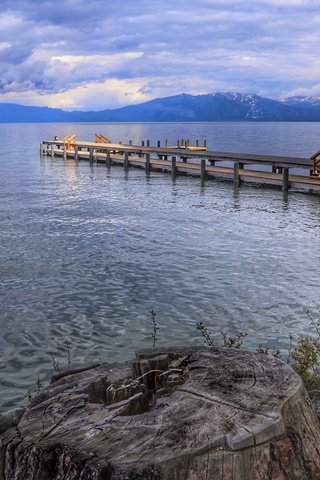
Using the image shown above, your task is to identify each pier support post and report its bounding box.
[147,140,150,147]
[204,140,207,148]
[177,140,180,148]
[51,144,55,157]
[171,156,177,176]
[157,141,161,148]
[63,145,67,160]
[196,140,199,147]
[74,146,79,162]
[201,159,206,182]
[124,151,129,170]
[165,139,168,147]
[234,162,240,188]
[106,150,111,167]
[40,143,43,158]
[145,153,150,172]
[282,168,289,192]
[89,148,93,163]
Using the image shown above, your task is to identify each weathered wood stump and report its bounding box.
[1,346,320,479]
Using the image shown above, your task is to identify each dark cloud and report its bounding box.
[0,0,319,108]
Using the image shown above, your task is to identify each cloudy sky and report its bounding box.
[1,0,319,110]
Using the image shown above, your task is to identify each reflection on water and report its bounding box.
[0,122,320,411]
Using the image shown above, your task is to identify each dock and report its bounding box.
[40,134,320,194]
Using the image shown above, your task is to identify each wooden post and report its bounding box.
[201,159,206,182]
[204,140,207,148]
[51,144,55,157]
[283,167,289,192]
[147,140,150,147]
[63,145,67,160]
[177,140,180,148]
[89,148,93,163]
[145,153,150,172]
[171,156,177,175]
[165,139,168,146]
[157,140,161,147]
[129,140,132,146]
[106,150,111,167]
[124,151,129,170]
[234,162,240,187]
[74,145,79,162]
[196,140,199,147]
[40,143,43,158]
[142,141,145,147]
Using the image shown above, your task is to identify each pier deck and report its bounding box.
[40,138,320,194]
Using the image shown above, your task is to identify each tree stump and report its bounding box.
[1,346,320,479]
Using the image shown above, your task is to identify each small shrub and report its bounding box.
[256,345,282,358]
[291,335,320,388]
[196,322,214,347]
[221,331,247,348]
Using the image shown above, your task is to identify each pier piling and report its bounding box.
[201,159,206,182]
[282,168,289,192]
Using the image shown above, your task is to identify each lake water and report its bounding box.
[1,122,320,412]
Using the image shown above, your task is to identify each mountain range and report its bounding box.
[2,92,320,122]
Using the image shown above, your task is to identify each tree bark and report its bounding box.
[1,346,320,479]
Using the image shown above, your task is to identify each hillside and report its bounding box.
[1,92,320,122]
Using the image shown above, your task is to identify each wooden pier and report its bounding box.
[40,135,320,194]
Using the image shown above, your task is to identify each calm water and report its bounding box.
[1,122,320,412]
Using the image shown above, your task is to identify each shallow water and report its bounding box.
[1,122,320,411]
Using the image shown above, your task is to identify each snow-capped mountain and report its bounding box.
[1,92,320,122]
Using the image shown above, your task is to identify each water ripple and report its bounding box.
[1,123,320,411]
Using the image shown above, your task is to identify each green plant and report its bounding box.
[37,373,44,393]
[65,339,71,368]
[196,322,214,347]
[291,335,320,388]
[150,309,159,348]
[220,331,247,348]
[289,310,320,388]
[48,350,61,373]
[256,345,282,358]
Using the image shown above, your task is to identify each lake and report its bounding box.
[1,121,320,412]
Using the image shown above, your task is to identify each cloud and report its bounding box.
[0,0,320,108]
